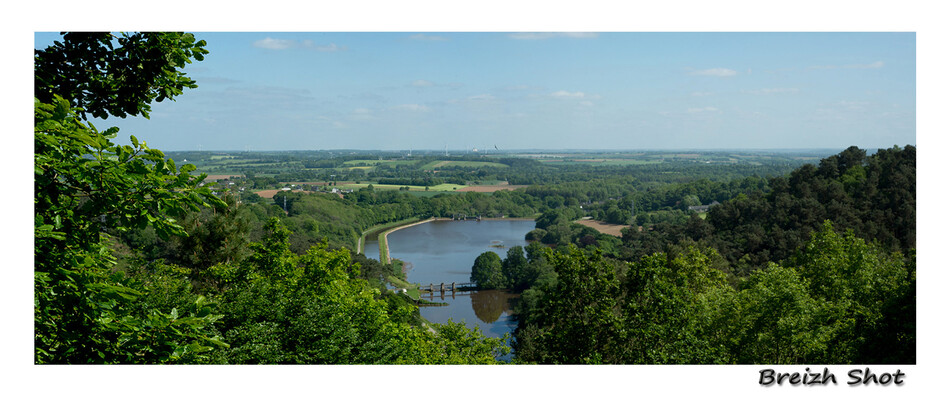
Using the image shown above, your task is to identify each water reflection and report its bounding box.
[470,289,518,323]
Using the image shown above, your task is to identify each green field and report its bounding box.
[420,160,509,170]
[343,159,419,167]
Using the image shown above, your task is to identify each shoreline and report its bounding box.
[378,217,446,264]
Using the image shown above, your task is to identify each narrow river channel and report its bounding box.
[383,219,536,340]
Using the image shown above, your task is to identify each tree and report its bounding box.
[501,246,527,287]
[35,32,223,363]
[470,251,506,289]
[516,246,623,364]
[786,221,915,363]
[619,247,731,364]
[35,32,208,120]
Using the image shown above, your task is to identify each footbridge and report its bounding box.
[418,282,477,293]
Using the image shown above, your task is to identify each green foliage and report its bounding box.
[515,223,914,364]
[618,247,730,363]
[34,96,226,363]
[34,234,226,364]
[35,96,222,246]
[213,220,509,364]
[35,32,208,119]
[516,246,623,364]
[786,221,915,363]
[726,264,829,363]
[470,251,506,289]
[35,31,227,364]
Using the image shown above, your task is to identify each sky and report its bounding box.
[33,31,916,152]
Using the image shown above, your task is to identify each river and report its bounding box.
[383,219,535,340]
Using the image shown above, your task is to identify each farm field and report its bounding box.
[420,160,509,170]
[574,218,629,237]
[254,189,312,199]
[342,159,420,170]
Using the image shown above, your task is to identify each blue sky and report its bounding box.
[33,31,915,151]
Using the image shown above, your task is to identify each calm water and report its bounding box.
[386,219,535,339]
[362,240,380,261]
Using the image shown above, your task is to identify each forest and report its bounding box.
[34,32,914,365]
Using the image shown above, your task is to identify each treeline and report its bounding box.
[620,146,916,274]
[509,146,916,364]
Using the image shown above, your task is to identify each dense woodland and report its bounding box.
[506,145,916,364]
[34,32,915,365]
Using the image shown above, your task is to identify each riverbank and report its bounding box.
[357,217,423,255]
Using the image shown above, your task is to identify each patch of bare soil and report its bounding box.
[574,219,629,237]
[254,189,310,199]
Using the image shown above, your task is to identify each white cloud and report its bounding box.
[409,34,449,41]
[312,43,342,52]
[550,90,587,99]
[447,94,497,105]
[394,104,430,112]
[691,68,738,77]
[503,84,544,91]
[253,37,295,50]
[508,32,599,40]
[252,37,344,51]
[687,106,719,113]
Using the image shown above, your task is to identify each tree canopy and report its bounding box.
[34,32,220,363]
[35,32,207,120]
